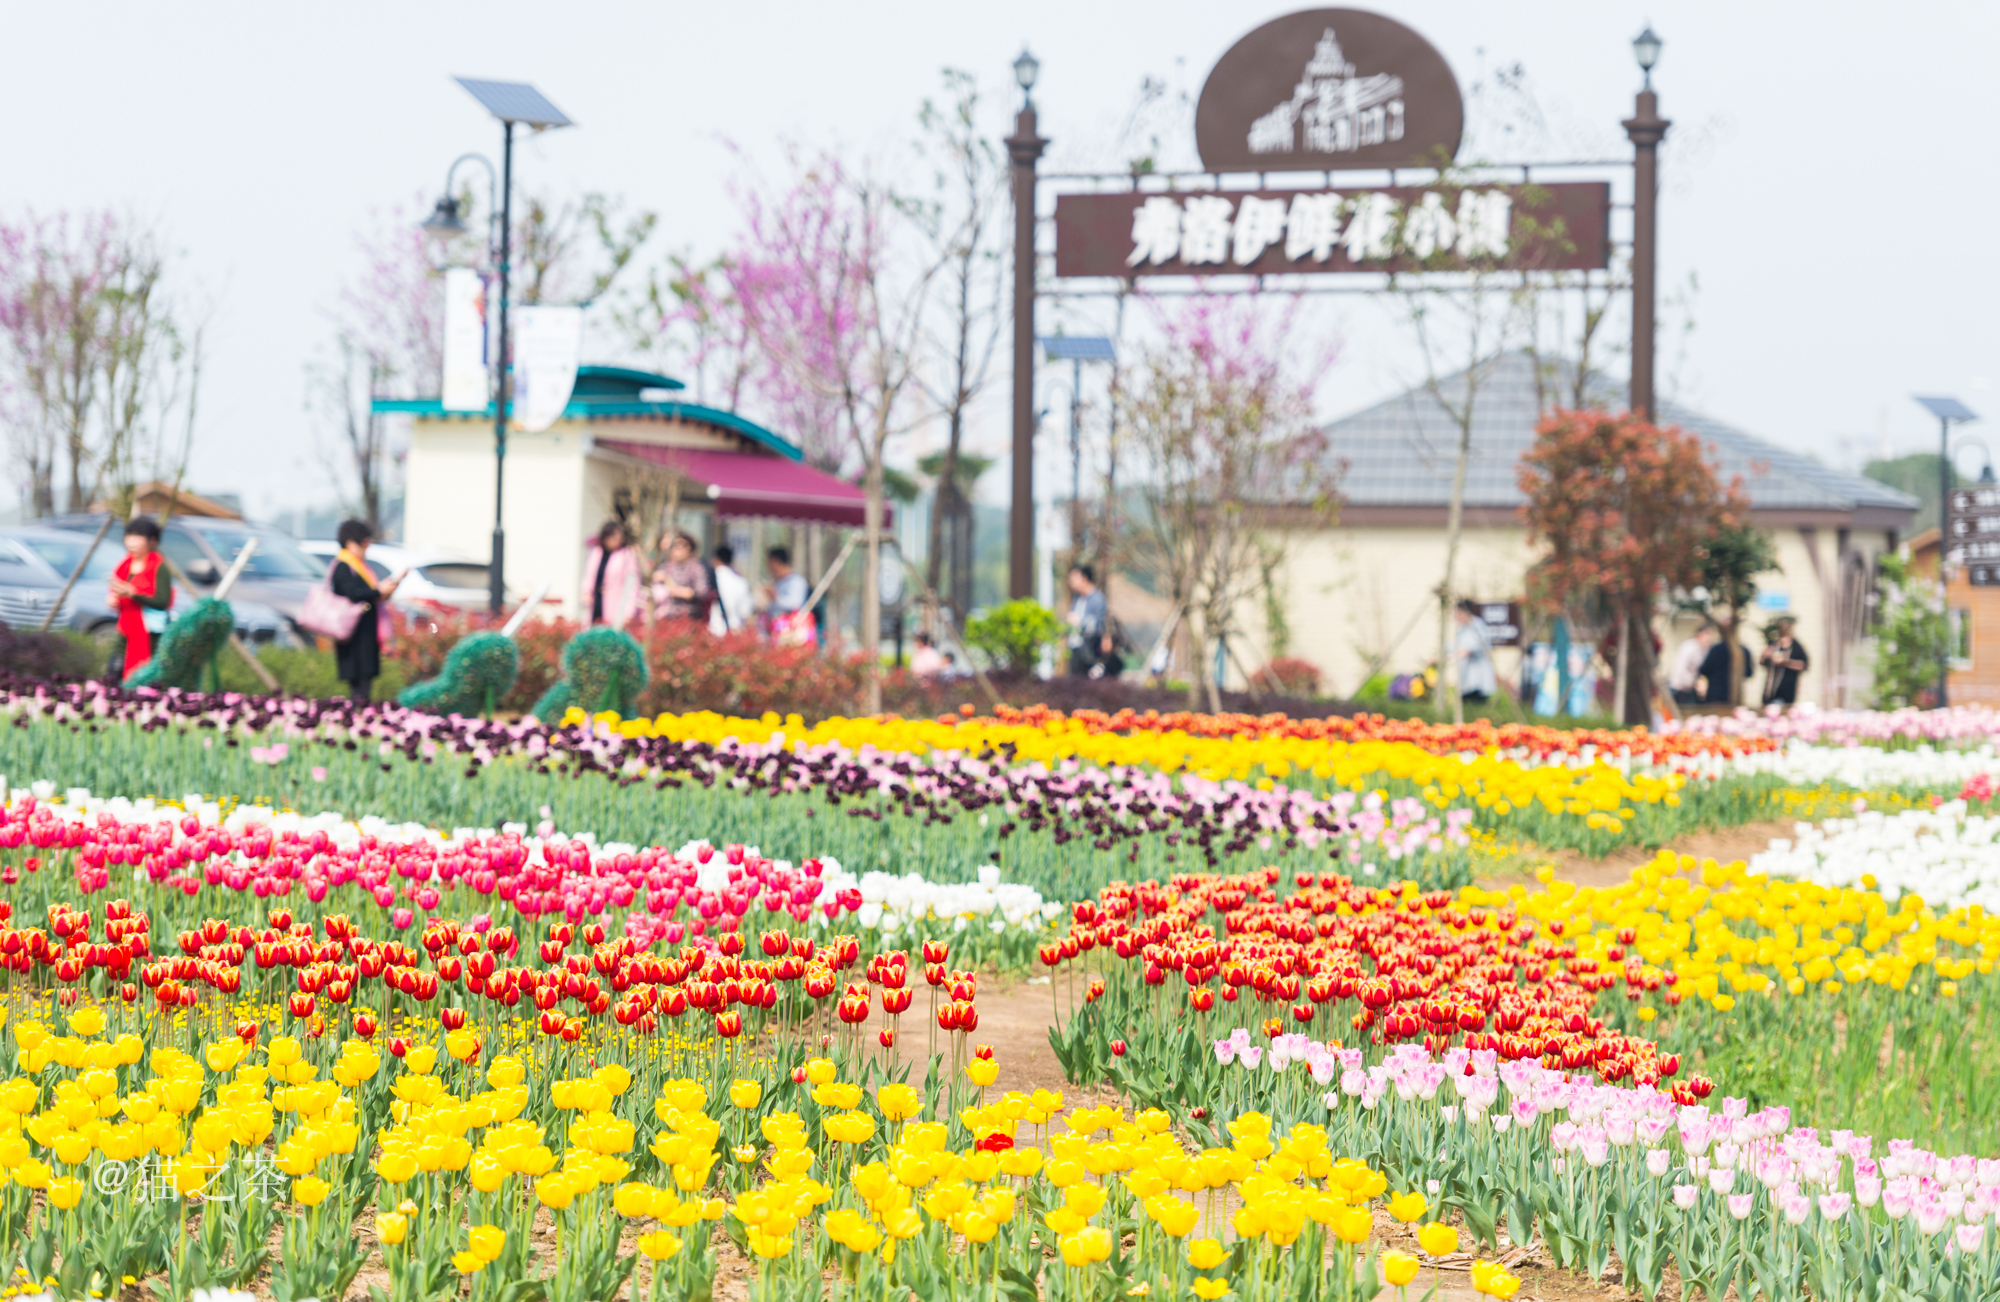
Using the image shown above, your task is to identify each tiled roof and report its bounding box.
[1325,352,1919,517]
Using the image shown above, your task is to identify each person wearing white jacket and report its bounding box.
[707,544,754,635]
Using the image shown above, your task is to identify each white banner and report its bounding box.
[440,268,488,412]
[511,305,583,433]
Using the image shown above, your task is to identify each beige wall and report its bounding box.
[403,419,592,617]
[1253,521,1896,708]
[1261,525,1533,699]
[405,415,754,621]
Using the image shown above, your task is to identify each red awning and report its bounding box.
[598,442,889,529]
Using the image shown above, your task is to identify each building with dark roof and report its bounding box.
[382,366,879,620]
[1285,352,1916,707]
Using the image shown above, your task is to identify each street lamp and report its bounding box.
[1632,26,1663,86]
[1013,47,1040,105]
[1917,394,1978,708]
[434,77,573,616]
[1006,52,1049,600]
[1623,27,1671,423]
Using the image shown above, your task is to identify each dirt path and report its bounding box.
[1477,818,1798,890]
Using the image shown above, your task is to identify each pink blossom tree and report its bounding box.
[1122,292,1339,710]
[651,149,943,712]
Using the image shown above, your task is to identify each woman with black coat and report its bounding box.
[331,519,402,700]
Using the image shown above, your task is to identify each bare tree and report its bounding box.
[513,192,658,307]
[1123,294,1336,711]
[910,69,1007,633]
[307,335,394,534]
[0,211,195,519]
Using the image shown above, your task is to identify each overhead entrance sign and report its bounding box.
[1053,182,1610,278]
[1194,9,1463,173]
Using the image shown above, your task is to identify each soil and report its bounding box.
[1477,819,1796,890]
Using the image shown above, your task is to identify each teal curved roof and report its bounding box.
[374,365,803,462]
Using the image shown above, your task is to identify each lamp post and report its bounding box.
[1916,395,1979,708]
[428,78,572,616]
[1623,27,1669,422]
[1007,48,1048,601]
[1038,335,1116,570]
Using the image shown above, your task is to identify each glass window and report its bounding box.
[184,522,322,579]
[12,535,120,582]
[159,528,213,578]
[1953,608,1973,668]
[0,540,48,585]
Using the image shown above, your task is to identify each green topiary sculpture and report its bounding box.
[531,626,648,721]
[396,631,520,718]
[124,598,237,692]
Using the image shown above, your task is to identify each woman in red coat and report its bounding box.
[107,516,172,682]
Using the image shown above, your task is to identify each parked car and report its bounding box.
[0,526,295,652]
[299,541,504,613]
[44,514,324,634]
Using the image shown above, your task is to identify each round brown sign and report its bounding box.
[1194,9,1463,174]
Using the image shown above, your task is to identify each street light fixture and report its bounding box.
[1632,25,1663,85]
[1013,47,1039,104]
[1917,394,1979,709]
[436,78,573,616]
[421,196,466,239]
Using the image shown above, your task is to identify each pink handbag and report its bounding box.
[297,561,367,642]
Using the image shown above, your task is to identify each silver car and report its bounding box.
[44,514,324,634]
[299,540,505,613]
[0,526,295,649]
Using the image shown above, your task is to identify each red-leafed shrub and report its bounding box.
[1250,657,1322,699]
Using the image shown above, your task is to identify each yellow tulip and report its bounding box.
[729,1079,763,1110]
[637,1230,681,1261]
[1418,1222,1460,1256]
[966,1059,999,1087]
[1191,1280,1231,1300]
[1060,1226,1113,1268]
[452,1249,485,1274]
[67,1007,106,1039]
[1187,1238,1227,1270]
[805,1058,837,1085]
[469,1225,505,1263]
[877,1083,922,1120]
[1387,1191,1427,1223]
[1383,1251,1420,1287]
[614,1182,656,1218]
[292,1176,332,1207]
[48,1176,83,1210]
[376,1211,409,1246]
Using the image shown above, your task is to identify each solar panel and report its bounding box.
[453,78,573,128]
[1916,395,1979,423]
[1039,335,1116,361]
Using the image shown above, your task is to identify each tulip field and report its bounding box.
[4,679,2000,1299]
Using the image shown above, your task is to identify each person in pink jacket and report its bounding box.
[581,521,642,627]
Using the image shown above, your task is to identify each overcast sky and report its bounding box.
[5,1,1996,520]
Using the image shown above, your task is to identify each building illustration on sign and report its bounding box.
[1247,26,1405,158]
